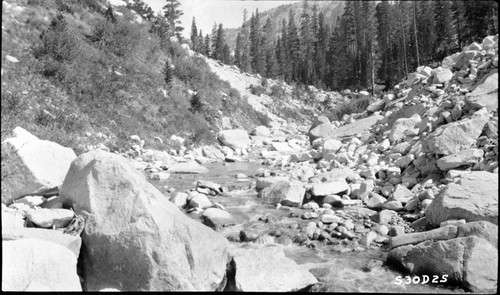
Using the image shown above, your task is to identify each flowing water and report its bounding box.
[150,155,467,293]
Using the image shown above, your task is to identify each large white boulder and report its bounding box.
[218,129,251,150]
[426,171,498,226]
[422,108,490,155]
[2,238,82,291]
[59,151,230,291]
[257,180,306,207]
[228,244,318,291]
[1,127,77,205]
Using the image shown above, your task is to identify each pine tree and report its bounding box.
[104,5,117,23]
[210,22,218,59]
[235,32,243,67]
[190,17,198,51]
[239,9,252,72]
[250,10,265,75]
[204,34,210,56]
[163,60,173,87]
[287,9,300,82]
[190,92,203,113]
[163,0,184,38]
[434,0,455,58]
[222,44,231,65]
[149,13,170,42]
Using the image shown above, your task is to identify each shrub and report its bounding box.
[249,84,265,96]
[270,84,285,99]
[328,97,370,122]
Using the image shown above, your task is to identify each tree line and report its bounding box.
[193,0,497,92]
[130,0,498,93]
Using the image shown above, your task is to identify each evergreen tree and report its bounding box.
[299,0,315,84]
[250,10,265,75]
[104,5,117,23]
[434,0,455,58]
[222,44,231,65]
[163,60,173,87]
[190,92,203,113]
[127,0,155,21]
[235,32,243,67]
[190,17,198,51]
[239,9,252,72]
[163,0,184,38]
[204,34,210,56]
[149,13,170,42]
[210,22,218,59]
[287,9,300,82]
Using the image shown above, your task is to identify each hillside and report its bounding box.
[2,0,332,156]
[225,1,345,50]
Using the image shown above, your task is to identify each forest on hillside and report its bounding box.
[188,0,498,93]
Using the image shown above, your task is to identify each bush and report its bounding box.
[249,84,265,96]
[270,84,285,99]
[328,97,370,122]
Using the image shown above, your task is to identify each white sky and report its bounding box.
[143,0,298,38]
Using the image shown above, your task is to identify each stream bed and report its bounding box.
[150,157,467,293]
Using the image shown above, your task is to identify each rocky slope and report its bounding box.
[1,23,498,293]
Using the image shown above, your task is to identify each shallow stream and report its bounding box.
[150,153,466,293]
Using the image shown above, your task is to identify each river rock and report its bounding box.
[321,115,384,140]
[270,142,295,153]
[218,129,251,150]
[465,72,498,112]
[59,150,230,291]
[290,165,315,181]
[425,171,498,226]
[26,208,74,229]
[258,180,306,207]
[1,127,77,205]
[310,179,349,197]
[389,114,421,143]
[389,185,413,204]
[323,139,342,155]
[187,191,213,209]
[255,176,289,191]
[202,145,225,161]
[227,244,318,291]
[2,226,82,257]
[201,208,234,230]
[168,161,209,174]
[389,225,458,249]
[252,125,272,137]
[387,236,497,293]
[422,108,490,155]
[197,180,223,194]
[311,167,357,182]
[457,221,498,249]
[2,238,82,291]
[365,193,387,210]
[436,148,484,171]
[169,192,188,208]
[431,68,453,84]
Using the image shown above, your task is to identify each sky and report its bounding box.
[143,0,298,38]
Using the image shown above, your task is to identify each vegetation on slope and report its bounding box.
[1,0,270,154]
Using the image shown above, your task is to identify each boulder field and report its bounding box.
[1,35,498,292]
